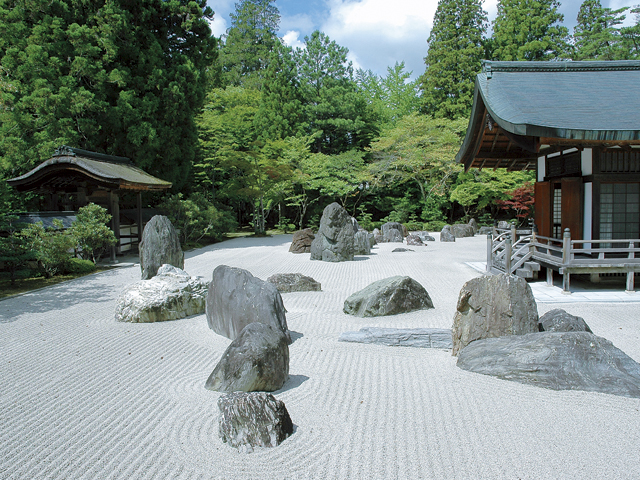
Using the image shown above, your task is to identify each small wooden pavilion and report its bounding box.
[7,146,172,260]
[455,60,640,291]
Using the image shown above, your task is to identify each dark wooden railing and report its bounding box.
[487,226,640,292]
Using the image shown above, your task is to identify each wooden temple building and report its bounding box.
[456,60,640,291]
[7,146,172,261]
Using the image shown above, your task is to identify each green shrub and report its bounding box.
[0,214,36,285]
[276,217,295,233]
[423,220,447,232]
[21,220,74,278]
[65,257,97,274]
[158,193,237,245]
[69,203,117,263]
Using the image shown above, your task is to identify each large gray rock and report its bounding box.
[139,215,184,280]
[310,203,355,262]
[451,224,475,238]
[205,323,289,393]
[267,273,321,293]
[218,392,293,452]
[343,276,434,317]
[457,332,640,398]
[497,221,510,229]
[405,234,424,246]
[478,226,492,235]
[452,273,538,356]
[115,265,208,323]
[539,309,593,333]
[206,265,291,343]
[440,225,455,242]
[289,228,315,254]
[354,230,372,255]
[339,327,452,349]
[381,222,404,243]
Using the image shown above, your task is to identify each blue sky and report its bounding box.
[206,0,638,80]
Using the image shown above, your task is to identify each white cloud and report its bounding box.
[282,30,306,50]
[320,0,439,78]
[208,16,228,37]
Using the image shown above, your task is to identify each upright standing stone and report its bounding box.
[468,218,478,235]
[139,215,184,280]
[354,230,372,255]
[452,273,538,355]
[310,203,356,262]
[206,265,291,343]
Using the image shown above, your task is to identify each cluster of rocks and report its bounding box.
[440,218,478,242]
[452,273,640,398]
[116,216,207,323]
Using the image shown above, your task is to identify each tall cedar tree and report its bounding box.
[419,0,487,119]
[295,31,378,154]
[573,0,627,60]
[219,0,280,89]
[0,0,217,191]
[253,41,304,140]
[491,0,570,60]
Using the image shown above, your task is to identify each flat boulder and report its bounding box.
[354,230,372,255]
[218,392,293,452]
[205,322,289,393]
[115,265,208,323]
[478,226,492,235]
[405,234,424,246]
[457,332,640,398]
[539,308,592,333]
[267,273,321,293]
[452,273,538,356]
[440,225,455,242]
[339,327,452,349]
[310,203,355,262]
[451,224,475,238]
[381,222,404,243]
[344,276,434,317]
[206,265,291,343]
[289,228,315,254]
[139,215,184,279]
[392,248,413,252]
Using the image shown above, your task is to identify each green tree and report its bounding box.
[295,31,378,154]
[368,113,467,219]
[0,0,217,191]
[68,203,116,263]
[620,6,640,58]
[491,0,570,60]
[573,0,627,60]
[419,0,487,119]
[219,0,280,89]
[356,62,421,126]
[253,41,304,140]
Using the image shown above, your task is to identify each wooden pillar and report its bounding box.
[77,186,87,207]
[486,233,492,272]
[137,192,143,246]
[562,228,571,293]
[108,190,120,261]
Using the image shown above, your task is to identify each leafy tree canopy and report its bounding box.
[573,0,628,60]
[0,0,216,191]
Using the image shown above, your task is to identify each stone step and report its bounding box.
[524,261,541,271]
[515,267,534,279]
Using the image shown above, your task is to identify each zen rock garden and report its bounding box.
[112,209,640,454]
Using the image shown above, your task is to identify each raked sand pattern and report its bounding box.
[2,234,640,479]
